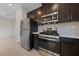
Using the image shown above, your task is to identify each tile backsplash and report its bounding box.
[38,21,79,37]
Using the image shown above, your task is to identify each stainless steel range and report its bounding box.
[38,29,60,56]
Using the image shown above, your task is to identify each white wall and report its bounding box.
[15,7,22,42]
[15,4,42,42]
[0,17,15,39]
[15,7,27,42]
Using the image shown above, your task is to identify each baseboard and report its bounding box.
[16,39,21,43]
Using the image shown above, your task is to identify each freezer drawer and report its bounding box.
[21,30,30,50]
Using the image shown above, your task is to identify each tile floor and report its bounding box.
[0,38,41,56]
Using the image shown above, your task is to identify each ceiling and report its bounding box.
[22,3,42,12]
[0,3,42,20]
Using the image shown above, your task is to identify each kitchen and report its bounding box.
[0,3,79,56]
[24,3,79,56]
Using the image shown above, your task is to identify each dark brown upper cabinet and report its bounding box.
[42,3,70,23]
[42,3,79,23]
[42,3,49,15]
[42,3,71,23]
[35,7,42,24]
[70,4,79,21]
[58,3,79,23]
[27,3,79,24]
[27,6,42,24]
[42,3,59,15]
[58,4,71,23]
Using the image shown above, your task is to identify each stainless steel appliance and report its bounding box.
[39,30,60,56]
[41,12,58,24]
[20,18,38,50]
[20,19,30,50]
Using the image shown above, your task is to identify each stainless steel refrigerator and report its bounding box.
[20,18,30,50]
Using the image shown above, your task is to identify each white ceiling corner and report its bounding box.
[0,3,42,20]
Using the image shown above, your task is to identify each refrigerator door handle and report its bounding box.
[20,30,22,37]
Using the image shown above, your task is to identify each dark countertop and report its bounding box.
[59,35,79,39]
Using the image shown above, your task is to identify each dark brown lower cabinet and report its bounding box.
[61,42,77,56]
[33,34,39,50]
[60,37,79,56]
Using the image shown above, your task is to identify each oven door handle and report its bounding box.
[39,37,59,42]
[39,47,60,56]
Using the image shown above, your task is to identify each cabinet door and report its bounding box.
[42,3,59,15]
[35,7,42,24]
[42,3,50,15]
[61,42,77,56]
[27,7,42,24]
[58,4,70,23]
[34,38,39,50]
[49,3,59,12]
[60,37,78,56]
[33,34,39,50]
[70,4,79,21]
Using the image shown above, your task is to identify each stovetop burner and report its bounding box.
[39,30,59,36]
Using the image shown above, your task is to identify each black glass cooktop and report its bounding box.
[39,30,59,36]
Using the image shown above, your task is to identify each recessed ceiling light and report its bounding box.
[1,12,5,14]
[8,4,12,6]
[37,11,41,15]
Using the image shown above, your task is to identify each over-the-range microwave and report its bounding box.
[41,12,58,24]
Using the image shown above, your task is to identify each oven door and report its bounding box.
[39,37,60,56]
